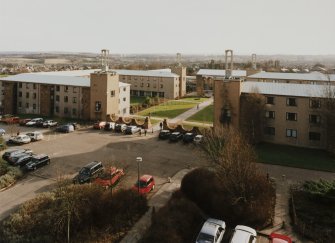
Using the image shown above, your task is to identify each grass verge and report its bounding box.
[186,105,213,124]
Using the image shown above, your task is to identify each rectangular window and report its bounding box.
[55,106,59,113]
[286,98,297,106]
[33,93,37,99]
[160,84,163,88]
[309,132,321,141]
[72,108,77,116]
[26,83,29,89]
[140,83,144,87]
[56,86,60,92]
[73,87,77,93]
[265,111,275,119]
[123,97,126,102]
[266,96,275,105]
[123,108,127,114]
[19,91,22,97]
[123,87,126,92]
[33,104,36,110]
[26,103,29,108]
[19,82,22,88]
[64,96,68,102]
[310,99,321,109]
[286,112,297,121]
[64,86,69,92]
[309,115,321,124]
[56,95,60,101]
[264,127,275,135]
[286,129,297,138]
[72,97,77,104]
[33,84,37,89]
[110,90,115,97]
[18,102,22,108]
[26,92,29,98]
[64,107,68,114]
[147,83,150,87]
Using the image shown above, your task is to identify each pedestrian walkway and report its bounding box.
[120,169,191,243]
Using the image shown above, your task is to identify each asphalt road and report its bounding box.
[0,126,208,220]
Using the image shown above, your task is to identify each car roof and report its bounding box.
[185,133,194,135]
[200,220,222,236]
[85,161,102,168]
[11,152,31,158]
[33,154,48,159]
[231,225,257,243]
[140,175,153,182]
[161,130,170,132]
[171,132,180,135]
[195,134,203,138]
[270,233,292,243]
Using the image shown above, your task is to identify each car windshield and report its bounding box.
[135,180,147,188]
[79,167,90,175]
[197,233,214,242]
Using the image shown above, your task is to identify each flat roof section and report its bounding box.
[248,71,335,82]
[197,69,247,77]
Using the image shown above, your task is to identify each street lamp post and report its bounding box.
[136,157,142,194]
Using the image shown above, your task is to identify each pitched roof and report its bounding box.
[248,71,335,82]
[197,69,247,77]
[242,81,335,98]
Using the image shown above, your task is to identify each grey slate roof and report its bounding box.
[242,81,335,98]
[197,69,247,77]
[248,71,335,82]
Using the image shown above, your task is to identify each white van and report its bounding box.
[26,131,44,141]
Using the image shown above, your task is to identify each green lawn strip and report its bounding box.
[179,97,209,103]
[0,74,9,77]
[256,143,335,172]
[137,101,196,119]
[186,105,213,123]
[130,96,147,106]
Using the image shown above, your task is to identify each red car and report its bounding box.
[3,116,20,124]
[270,233,292,243]
[93,121,106,130]
[94,167,124,188]
[133,175,155,195]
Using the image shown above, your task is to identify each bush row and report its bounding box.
[0,160,23,190]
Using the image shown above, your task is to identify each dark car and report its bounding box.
[114,124,127,133]
[24,154,50,171]
[158,130,171,140]
[55,124,74,133]
[104,122,115,131]
[19,118,31,126]
[125,126,140,135]
[73,161,104,184]
[169,132,183,142]
[35,119,45,127]
[2,148,33,162]
[8,153,33,167]
[183,133,196,143]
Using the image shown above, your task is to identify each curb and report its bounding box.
[0,180,16,192]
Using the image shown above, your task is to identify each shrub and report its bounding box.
[0,161,22,190]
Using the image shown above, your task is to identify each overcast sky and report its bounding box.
[1,0,334,55]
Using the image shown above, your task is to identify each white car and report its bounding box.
[196,218,226,243]
[8,135,31,145]
[0,128,5,136]
[42,120,58,128]
[194,135,204,144]
[26,118,43,126]
[26,131,44,141]
[230,225,257,243]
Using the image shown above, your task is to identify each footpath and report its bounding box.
[120,169,190,243]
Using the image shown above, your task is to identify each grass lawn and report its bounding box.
[137,100,196,119]
[0,74,9,77]
[256,143,335,172]
[186,105,213,124]
[180,97,209,103]
[130,96,147,106]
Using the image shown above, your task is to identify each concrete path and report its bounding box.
[120,169,191,243]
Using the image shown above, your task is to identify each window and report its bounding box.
[160,84,163,88]
[266,96,275,105]
[26,103,29,108]
[140,83,144,87]
[123,87,126,92]
[33,104,36,110]
[26,83,29,89]
[72,97,77,104]
[64,86,69,92]
[123,97,126,102]
[310,99,321,109]
[286,129,297,138]
[264,127,275,135]
[72,108,77,116]
[286,98,297,106]
[265,111,275,119]
[286,112,297,121]
[123,108,127,114]
[73,87,77,93]
[19,91,22,97]
[56,86,60,92]
[33,84,37,89]
[309,132,321,141]
[19,83,22,88]
[55,106,59,113]
[309,115,321,124]
[18,102,22,108]
[26,92,29,98]
[56,95,60,101]
[64,96,68,102]
[147,83,150,87]
[110,90,115,97]
[64,107,68,114]
[33,93,37,99]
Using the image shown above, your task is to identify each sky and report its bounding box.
[1,0,335,55]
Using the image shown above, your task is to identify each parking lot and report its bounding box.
[0,123,209,219]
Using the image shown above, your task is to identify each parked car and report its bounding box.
[26,118,43,127]
[229,225,257,243]
[2,148,33,162]
[125,125,140,135]
[158,130,171,140]
[132,175,155,195]
[3,116,20,124]
[19,118,31,126]
[0,114,14,123]
[194,135,204,144]
[55,124,74,133]
[93,121,106,130]
[8,135,31,145]
[196,218,226,243]
[24,154,50,171]
[8,153,33,167]
[26,131,44,141]
[94,167,124,188]
[42,120,58,128]
[183,132,195,143]
[73,161,104,184]
[270,233,292,243]
[104,122,116,131]
[114,124,127,133]
[169,132,183,142]
[0,128,5,136]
